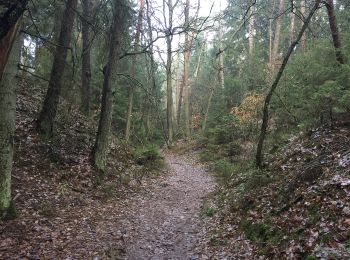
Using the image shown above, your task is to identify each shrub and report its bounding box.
[134,144,165,171]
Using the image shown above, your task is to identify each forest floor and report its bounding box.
[122,152,216,259]
[0,79,219,259]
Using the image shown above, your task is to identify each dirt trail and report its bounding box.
[122,152,215,260]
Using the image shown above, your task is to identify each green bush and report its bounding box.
[134,144,165,171]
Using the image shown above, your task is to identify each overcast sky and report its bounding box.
[151,0,228,62]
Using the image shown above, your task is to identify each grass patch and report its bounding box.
[240,219,284,246]
[201,201,217,218]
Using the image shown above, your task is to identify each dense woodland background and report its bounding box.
[0,0,350,258]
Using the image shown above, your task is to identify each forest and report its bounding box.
[0,0,349,259]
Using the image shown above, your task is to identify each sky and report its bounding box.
[151,0,228,62]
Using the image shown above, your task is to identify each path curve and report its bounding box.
[123,152,215,259]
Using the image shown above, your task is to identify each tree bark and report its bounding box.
[0,1,28,41]
[271,0,285,71]
[325,0,346,64]
[183,0,191,139]
[289,1,296,44]
[125,0,145,142]
[248,4,255,64]
[177,72,184,127]
[0,1,28,80]
[166,35,174,146]
[218,27,224,90]
[256,0,321,168]
[174,49,181,127]
[92,0,128,171]
[268,0,276,67]
[81,0,92,116]
[164,0,176,146]
[37,0,78,138]
[0,22,21,218]
[300,0,306,51]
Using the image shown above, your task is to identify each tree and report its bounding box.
[37,0,78,138]
[248,3,255,63]
[325,0,346,64]
[183,0,191,139]
[125,0,145,142]
[271,0,285,72]
[0,1,28,80]
[289,1,296,44]
[92,0,129,171]
[163,0,180,146]
[81,0,93,116]
[256,0,321,168]
[0,23,22,218]
[300,0,306,51]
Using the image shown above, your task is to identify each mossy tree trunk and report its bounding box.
[92,0,128,171]
[0,22,22,218]
[37,0,78,138]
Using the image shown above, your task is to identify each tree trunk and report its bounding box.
[289,1,296,44]
[81,0,92,116]
[248,4,255,64]
[174,49,181,127]
[125,0,145,142]
[218,28,224,90]
[164,0,175,147]
[256,0,321,168]
[0,1,28,79]
[0,23,21,218]
[268,0,276,67]
[183,0,191,139]
[300,0,306,51]
[145,0,157,139]
[166,35,173,146]
[37,0,78,138]
[92,0,128,171]
[52,1,64,43]
[177,75,184,127]
[325,0,346,64]
[271,0,284,71]
[0,1,28,41]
